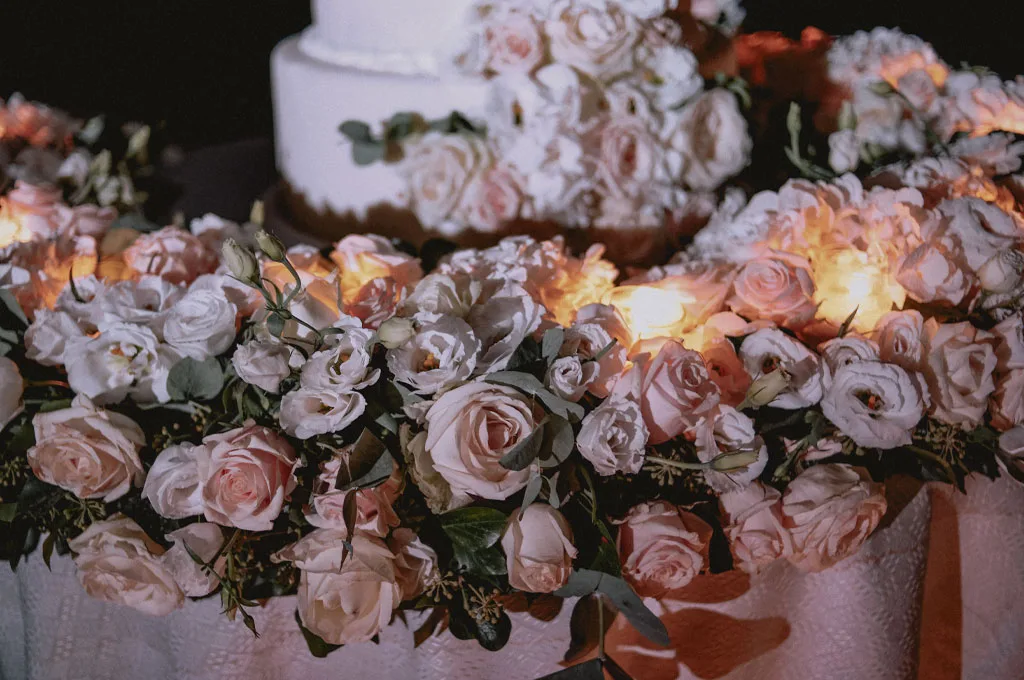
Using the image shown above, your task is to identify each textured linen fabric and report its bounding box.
[1,475,1022,680]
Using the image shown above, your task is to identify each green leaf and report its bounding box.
[505,336,543,372]
[538,658,605,680]
[339,120,374,143]
[0,289,28,327]
[555,569,604,598]
[837,305,859,338]
[167,357,224,402]
[295,611,341,658]
[485,371,585,422]
[499,418,546,471]
[542,327,565,365]
[0,502,17,523]
[266,313,286,338]
[563,594,617,664]
[42,533,56,570]
[385,112,425,141]
[520,474,543,518]
[454,543,507,576]
[334,429,395,492]
[596,576,669,648]
[352,141,386,166]
[439,506,508,551]
[542,415,575,467]
[475,611,512,652]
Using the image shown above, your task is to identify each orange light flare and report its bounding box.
[880,54,949,89]
[812,247,905,333]
[602,281,696,348]
[0,211,33,250]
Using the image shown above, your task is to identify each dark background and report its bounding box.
[1,0,1022,150]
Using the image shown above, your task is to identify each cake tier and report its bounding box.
[310,0,477,72]
[271,33,489,227]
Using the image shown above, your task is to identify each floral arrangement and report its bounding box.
[3,14,1024,680]
[340,0,752,243]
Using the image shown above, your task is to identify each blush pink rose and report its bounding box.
[922,319,998,428]
[196,424,299,531]
[896,239,972,307]
[641,339,722,444]
[781,464,887,572]
[345,277,404,330]
[991,369,1024,431]
[727,251,818,328]
[992,314,1024,372]
[460,164,526,233]
[720,482,794,574]
[501,504,578,594]
[305,453,403,536]
[122,226,217,285]
[617,501,713,598]
[27,396,145,501]
[482,11,546,75]
[702,336,751,407]
[330,234,422,296]
[388,528,440,599]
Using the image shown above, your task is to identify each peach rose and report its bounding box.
[922,319,998,428]
[641,340,721,444]
[389,528,440,599]
[727,251,818,328]
[423,382,542,500]
[720,482,794,574]
[345,277,404,330]
[305,452,403,537]
[991,370,1024,431]
[122,226,217,285]
[196,424,299,531]
[617,501,713,598]
[702,335,751,407]
[27,396,145,501]
[781,464,887,572]
[398,133,491,231]
[330,234,422,298]
[68,515,184,616]
[501,504,577,594]
[295,531,402,645]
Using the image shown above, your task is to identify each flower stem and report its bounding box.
[906,445,957,485]
[644,456,707,472]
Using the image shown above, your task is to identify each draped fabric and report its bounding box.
[2,474,1022,680]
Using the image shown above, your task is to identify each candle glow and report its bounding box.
[813,248,902,332]
[604,283,696,346]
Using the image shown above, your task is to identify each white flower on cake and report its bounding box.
[545,1,640,80]
[670,89,753,191]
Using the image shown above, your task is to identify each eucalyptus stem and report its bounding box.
[597,593,606,661]
[906,445,957,485]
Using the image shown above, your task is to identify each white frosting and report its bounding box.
[271,34,488,219]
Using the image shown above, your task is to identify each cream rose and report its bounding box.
[231,339,295,394]
[122,226,217,285]
[694,406,768,492]
[0,357,24,431]
[399,133,491,231]
[423,382,542,500]
[279,388,367,440]
[142,442,205,519]
[595,115,666,199]
[28,396,145,501]
[162,288,238,360]
[739,328,830,409]
[295,531,402,645]
[545,355,598,402]
[577,394,649,476]
[873,310,925,371]
[389,528,440,599]
[922,319,998,428]
[641,339,721,444]
[24,310,86,366]
[720,482,793,574]
[546,1,639,79]
[617,501,713,598]
[781,464,887,572]
[160,523,225,597]
[501,504,577,594]
[387,314,480,395]
[196,424,299,530]
[727,251,817,328]
[821,361,926,449]
[468,283,545,374]
[672,89,752,191]
[68,515,184,616]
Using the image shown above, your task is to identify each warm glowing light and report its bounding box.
[603,283,696,346]
[0,215,32,249]
[813,248,903,332]
[879,56,948,89]
[960,101,1024,138]
[262,252,336,294]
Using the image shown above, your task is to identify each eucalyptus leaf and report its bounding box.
[339,120,374,143]
[334,429,394,492]
[266,313,286,338]
[563,594,617,664]
[499,418,546,471]
[596,576,670,647]
[0,289,28,327]
[544,415,575,466]
[352,141,387,166]
[542,327,565,365]
[485,371,585,421]
[167,357,224,402]
[520,474,543,518]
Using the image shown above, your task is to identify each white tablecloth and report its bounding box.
[2,474,1022,680]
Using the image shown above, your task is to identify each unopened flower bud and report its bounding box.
[710,448,762,472]
[376,317,416,349]
[739,369,791,410]
[978,250,1024,295]
[255,230,287,262]
[222,238,259,284]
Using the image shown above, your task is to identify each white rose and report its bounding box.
[424,382,542,500]
[399,132,491,230]
[231,339,295,394]
[279,388,367,440]
[387,314,479,395]
[828,129,861,174]
[594,114,667,200]
[821,361,926,449]
[55,274,105,330]
[637,44,702,110]
[300,327,379,392]
[545,355,598,402]
[162,289,238,360]
[468,283,545,374]
[273,528,352,573]
[401,272,480,319]
[98,276,185,335]
[922,319,998,428]
[897,239,972,306]
[874,310,925,371]
[0,356,24,431]
[159,524,225,597]
[818,335,881,373]
[694,406,768,492]
[66,323,180,404]
[546,1,639,79]
[577,395,649,476]
[190,272,264,319]
[143,443,205,519]
[388,528,440,599]
[24,309,85,366]
[671,89,752,191]
[68,515,184,616]
[940,198,1020,272]
[27,396,145,501]
[740,328,830,409]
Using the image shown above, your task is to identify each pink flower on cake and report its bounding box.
[501,504,578,594]
[68,515,184,616]
[922,319,998,428]
[460,163,527,233]
[293,531,402,645]
[423,382,542,500]
[122,226,217,285]
[0,356,24,432]
[873,310,925,371]
[641,339,721,444]
[143,442,204,519]
[821,361,926,449]
[991,370,1024,431]
[720,482,793,574]
[782,464,887,572]
[196,424,299,531]
[595,114,667,199]
[739,328,830,409]
[399,132,491,233]
[726,251,818,328]
[27,396,144,502]
[481,10,547,76]
[545,1,639,79]
[617,500,713,597]
[389,529,440,599]
[671,89,752,191]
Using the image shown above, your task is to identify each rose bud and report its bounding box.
[740,369,791,409]
[709,448,763,472]
[221,238,259,285]
[255,230,287,262]
[376,317,417,349]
